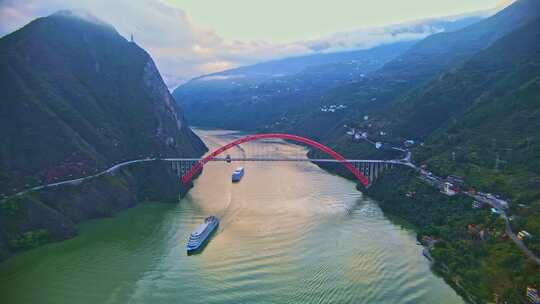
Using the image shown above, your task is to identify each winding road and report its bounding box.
[2,158,160,201]
[467,192,540,266]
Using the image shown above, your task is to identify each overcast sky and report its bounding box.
[0,0,513,88]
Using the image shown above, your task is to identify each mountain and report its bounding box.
[296,15,540,303]
[0,11,206,260]
[0,10,205,192]
[367,17,540,303]
[386,17,540,139]
[191,40,428,81]
[178,13,485,84]
[405,16,540,202]
[172,12,488,130]
[315,7,540,183]
[173,1,540,133]
[173,41,416,129]
[378,0,540,80]
[340,14,540,190]
[272,0,540,140]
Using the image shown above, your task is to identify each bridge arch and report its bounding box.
[181,133,369,186]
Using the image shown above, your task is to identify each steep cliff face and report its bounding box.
[0,10,206,194]
[0,11,207,261]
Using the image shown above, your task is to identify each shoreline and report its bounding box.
[0,160,199,263]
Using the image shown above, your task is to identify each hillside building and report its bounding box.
[518,231,533,240]
[442,182,458,196]
[527,286,540,304]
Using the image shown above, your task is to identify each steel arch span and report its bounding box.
[181,133,369,186]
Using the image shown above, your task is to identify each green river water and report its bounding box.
[0,129,463,304]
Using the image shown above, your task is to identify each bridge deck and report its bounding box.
[163,157,411,164]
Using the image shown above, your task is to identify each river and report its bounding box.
[0,129,463,304]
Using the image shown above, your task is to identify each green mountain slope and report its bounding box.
[314,16,540,304]
[274,0,540,139]
[409,18,540,256]
[0,11,207,261]
[387,15,540,139]
[380,0,540,81]
[0,11,205,195]
[315,17,540,303]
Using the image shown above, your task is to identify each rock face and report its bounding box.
[0,10,206,193]
[0,11,207,261]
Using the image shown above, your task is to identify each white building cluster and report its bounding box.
[346,128,368,140]
[320,104,347,113]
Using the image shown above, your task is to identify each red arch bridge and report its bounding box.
[1,133,416,201]
[163,133,415,188]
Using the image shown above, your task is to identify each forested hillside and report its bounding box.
[0,11,205,195]
[320,14,540,304]
[0,11,207,261]
[275,0,540,141]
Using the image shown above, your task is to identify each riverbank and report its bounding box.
[304,131,540,303]
[0,160,196,262]
[361,169,540,304]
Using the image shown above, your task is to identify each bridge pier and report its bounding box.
[350,161,394,188]
[171,161,179,178]
[178,160,199,178]
[172,160,199,180]
[370,163,375,185]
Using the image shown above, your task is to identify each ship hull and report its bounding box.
[232,168,244,183]
[186,221,219,255]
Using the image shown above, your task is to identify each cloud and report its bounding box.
[297,12,493,53]
[0,0,491,88]
[0,0,236,86]
[307,41,332,52]
[498,0,516,8]
[199,75,245,81]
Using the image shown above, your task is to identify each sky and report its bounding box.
[0,0,514,88]
[164,0,508,43]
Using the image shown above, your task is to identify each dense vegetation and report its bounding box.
[367,170,540,303]
[388,15,540,255]
[0,11,206,196]
[0,11,207,261]
[323,13,540,304]
[318,13,540,303]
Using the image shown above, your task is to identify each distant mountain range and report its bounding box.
[172,13,486,130]
[179,14,483,84]
[173,0,540,136]
[173,41,416,129]
[284,0,540,138]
